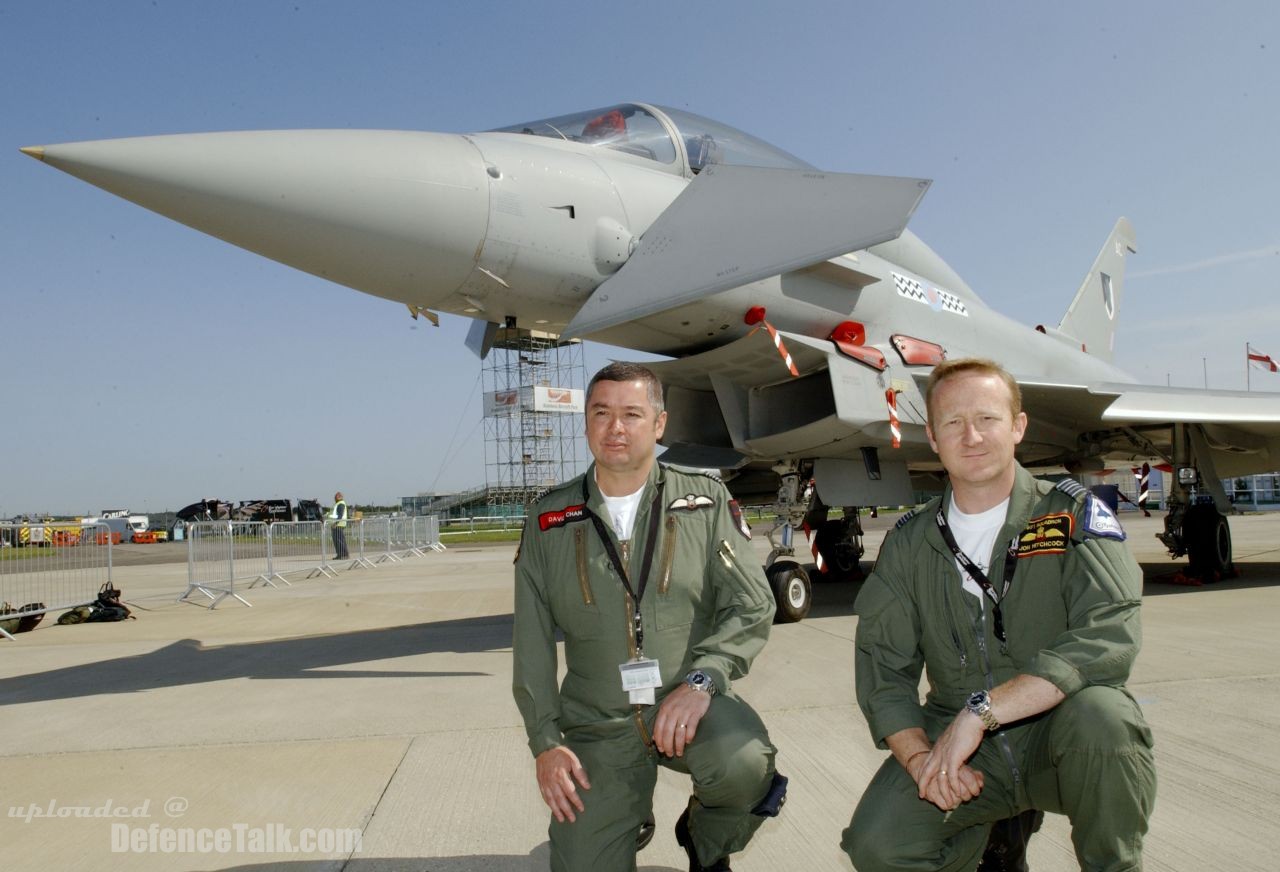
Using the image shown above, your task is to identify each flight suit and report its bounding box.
[513,462,778,871]
[843,465,1156,872]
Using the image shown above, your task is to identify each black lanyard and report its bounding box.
[582,477,665,653]
[935,508,1018,643]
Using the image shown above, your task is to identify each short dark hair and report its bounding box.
[586,362,664,414]
[925,358,1022,425]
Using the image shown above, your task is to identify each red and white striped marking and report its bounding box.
[885,389,901,448]
[1135,462,1150,514]
[803,521,826,573]
[764,320,799,377]
[744,306,799,377]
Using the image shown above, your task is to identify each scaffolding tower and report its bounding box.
[482,328,587,513]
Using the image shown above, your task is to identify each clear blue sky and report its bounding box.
[4,1,1278,515]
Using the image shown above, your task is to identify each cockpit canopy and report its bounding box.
[489,102,814,175]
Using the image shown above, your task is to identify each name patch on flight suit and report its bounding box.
[538,503,587,531]
[1017,512,1074,557]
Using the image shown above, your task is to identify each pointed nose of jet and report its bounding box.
[20,130,490,307]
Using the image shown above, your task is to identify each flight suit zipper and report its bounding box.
[942,581,968,669]
[624,592,656,752]
[968,601,1023,788]
[658,515,677,595]
[717,539,770,607]
[574,526,594,606]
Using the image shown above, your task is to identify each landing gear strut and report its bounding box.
[761,464,869,622]
[1154,424,1236,580]
[763,467,813,623]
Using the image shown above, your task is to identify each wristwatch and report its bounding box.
[966,690,1001,731]
[684,670,718,697]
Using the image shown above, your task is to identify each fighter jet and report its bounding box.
[23,102,1280,619]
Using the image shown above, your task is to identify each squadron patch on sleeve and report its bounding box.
[1017,512,1074,557]
[669,494,715,511]
[538,503,587,531]
[728,499,752,540]
[1083,494,1127,541]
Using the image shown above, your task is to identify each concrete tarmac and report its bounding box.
[2,512,1279,871]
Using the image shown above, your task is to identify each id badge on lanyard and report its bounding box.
[619,657,662,705]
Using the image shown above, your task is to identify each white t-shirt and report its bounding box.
[947,495,1010,601]
[601,481,646,541]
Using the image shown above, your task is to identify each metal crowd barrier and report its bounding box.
[181,521,267,608]
[360,516,398,566]
[388,517,417,558]
[439,514,527,534]
[419,516,445,553]
[0,522,112,640]
[182,515,444,609]
[265,520,335,585]
[322,519,370,571]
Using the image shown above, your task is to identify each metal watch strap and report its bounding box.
[968,690,1000,731]
[685,670,717,696]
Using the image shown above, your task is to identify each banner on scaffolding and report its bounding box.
[484,387,584,417]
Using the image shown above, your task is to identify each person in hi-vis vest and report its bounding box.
[329,492,349,560]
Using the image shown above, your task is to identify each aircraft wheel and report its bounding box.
[767,560,812,623]
[1184,503,1232,578]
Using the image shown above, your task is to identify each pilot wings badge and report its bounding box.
[669,494,715,511]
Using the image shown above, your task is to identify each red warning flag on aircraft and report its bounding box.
[1248,344,1278,373]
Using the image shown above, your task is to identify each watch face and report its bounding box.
[968,691,988,709]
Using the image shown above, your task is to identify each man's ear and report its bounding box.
[925,423,938,454]
[655,410,668,440]
[1012,411,1028,445]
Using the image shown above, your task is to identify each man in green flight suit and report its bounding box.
[842,358,1156,872]
[513,362,787,872]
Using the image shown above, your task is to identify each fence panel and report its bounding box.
[419,515,445,552]
[1,522,112,640]
[181,521,268,608]
[388,517,420,558]
[360,516,398,565]
[324,519,366,570]
[267,521,334,584]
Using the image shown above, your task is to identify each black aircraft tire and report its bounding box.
[813,519,865,579]
[1184,503,1232,579]
[768,560,812,623]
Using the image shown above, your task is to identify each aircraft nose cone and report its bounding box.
[23,130,490,307]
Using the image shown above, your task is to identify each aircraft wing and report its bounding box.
[1015,379,1280,477]
[651,338,1280,481]
[562,166,930,339]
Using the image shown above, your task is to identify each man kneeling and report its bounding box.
[514,363,786,871]
[842,359,1156,872]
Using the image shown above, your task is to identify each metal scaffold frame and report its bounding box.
[482,328,587,513]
